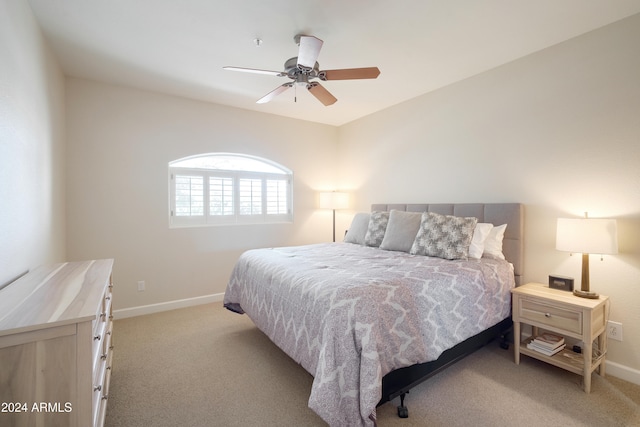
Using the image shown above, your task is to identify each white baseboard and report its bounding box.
[606,360,640,386]
[113,293,225,319]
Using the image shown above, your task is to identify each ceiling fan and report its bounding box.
[223,34,380,106]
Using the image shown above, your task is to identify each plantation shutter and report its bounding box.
[174,175,204,216]
[239,178,262,215]
[266,179,288,215]
[169,154,292,227]
[209,176,234,216]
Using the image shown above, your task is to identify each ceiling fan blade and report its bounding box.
[297,35,323,70]
[256,83,292,104]
[307,82,337,106]
[319,67,380,80]
[223,66,284,77]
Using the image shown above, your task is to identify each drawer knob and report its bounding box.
[545,313,551,318]
[94,385,102,392]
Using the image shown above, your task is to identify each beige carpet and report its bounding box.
[105,303,640,427]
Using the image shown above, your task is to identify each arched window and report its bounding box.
[169,153,293,227]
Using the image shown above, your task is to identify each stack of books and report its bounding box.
[527,332,565,356]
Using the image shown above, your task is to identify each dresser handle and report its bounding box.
[100,312,106,319]
[105,296,111,301]
[545,313,551,318]
[94,385,102,392]
[94,334,101,341]
[101,353,107,360]
[102,395,108,401]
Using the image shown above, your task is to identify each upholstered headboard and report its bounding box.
[371,203,524,285]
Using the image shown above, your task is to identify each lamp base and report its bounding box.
[573,289,599,299]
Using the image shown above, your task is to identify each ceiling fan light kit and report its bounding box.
[224,34,380,106]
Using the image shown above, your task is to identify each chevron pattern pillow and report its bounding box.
[410,212,478,260]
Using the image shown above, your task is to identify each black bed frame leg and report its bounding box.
[397,392,409,418]
[499,331,510,350]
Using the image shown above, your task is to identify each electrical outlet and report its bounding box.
[137,280,145,292]
[607,321,623,342]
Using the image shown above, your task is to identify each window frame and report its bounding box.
[169,153,293,228]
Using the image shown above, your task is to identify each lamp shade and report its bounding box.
[556,218,618,255]
[318,191,349,210]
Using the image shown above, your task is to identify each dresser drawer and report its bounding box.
[92,285,113,366]
[92,282,114,427]
[92,317,108,372]
[96,350,113,427]
[93,344,113,421]
[518,298,582,335]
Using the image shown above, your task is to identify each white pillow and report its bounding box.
[468,223,493,259]
[344,213,371,245]
[483,224,507,260]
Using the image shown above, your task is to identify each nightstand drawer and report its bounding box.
[519,298,582,335]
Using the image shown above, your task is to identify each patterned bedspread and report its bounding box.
[223,242,514,426]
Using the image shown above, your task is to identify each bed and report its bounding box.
[223,203,523,426]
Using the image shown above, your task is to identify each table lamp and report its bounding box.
[556,214,618,298]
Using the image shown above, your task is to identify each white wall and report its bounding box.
[0,0,66,286]
[65,79,338,311]
[338,14,640,376]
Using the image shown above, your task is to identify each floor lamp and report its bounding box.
[556,214,618,299]
[319,191,349,242]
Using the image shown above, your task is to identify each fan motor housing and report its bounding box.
[284,57,319,79]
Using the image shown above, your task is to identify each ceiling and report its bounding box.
[28,0,640,126]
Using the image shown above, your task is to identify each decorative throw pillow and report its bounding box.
[483,224,507,260]
[410,212,478,260]
[344,212,371,245]
[468,223,494,259]
[364,211,390,247]
[380,210,422,252]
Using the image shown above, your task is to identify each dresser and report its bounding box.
[0,259,114,427]
[512,283,609,393]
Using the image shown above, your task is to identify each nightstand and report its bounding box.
[511,283,609,393]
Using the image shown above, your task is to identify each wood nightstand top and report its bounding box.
[512,282,608,310]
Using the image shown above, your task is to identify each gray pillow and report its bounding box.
[410,212,478,260]
[380,210,422,252]
[364,211,390,247]
[344,213,371,245]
